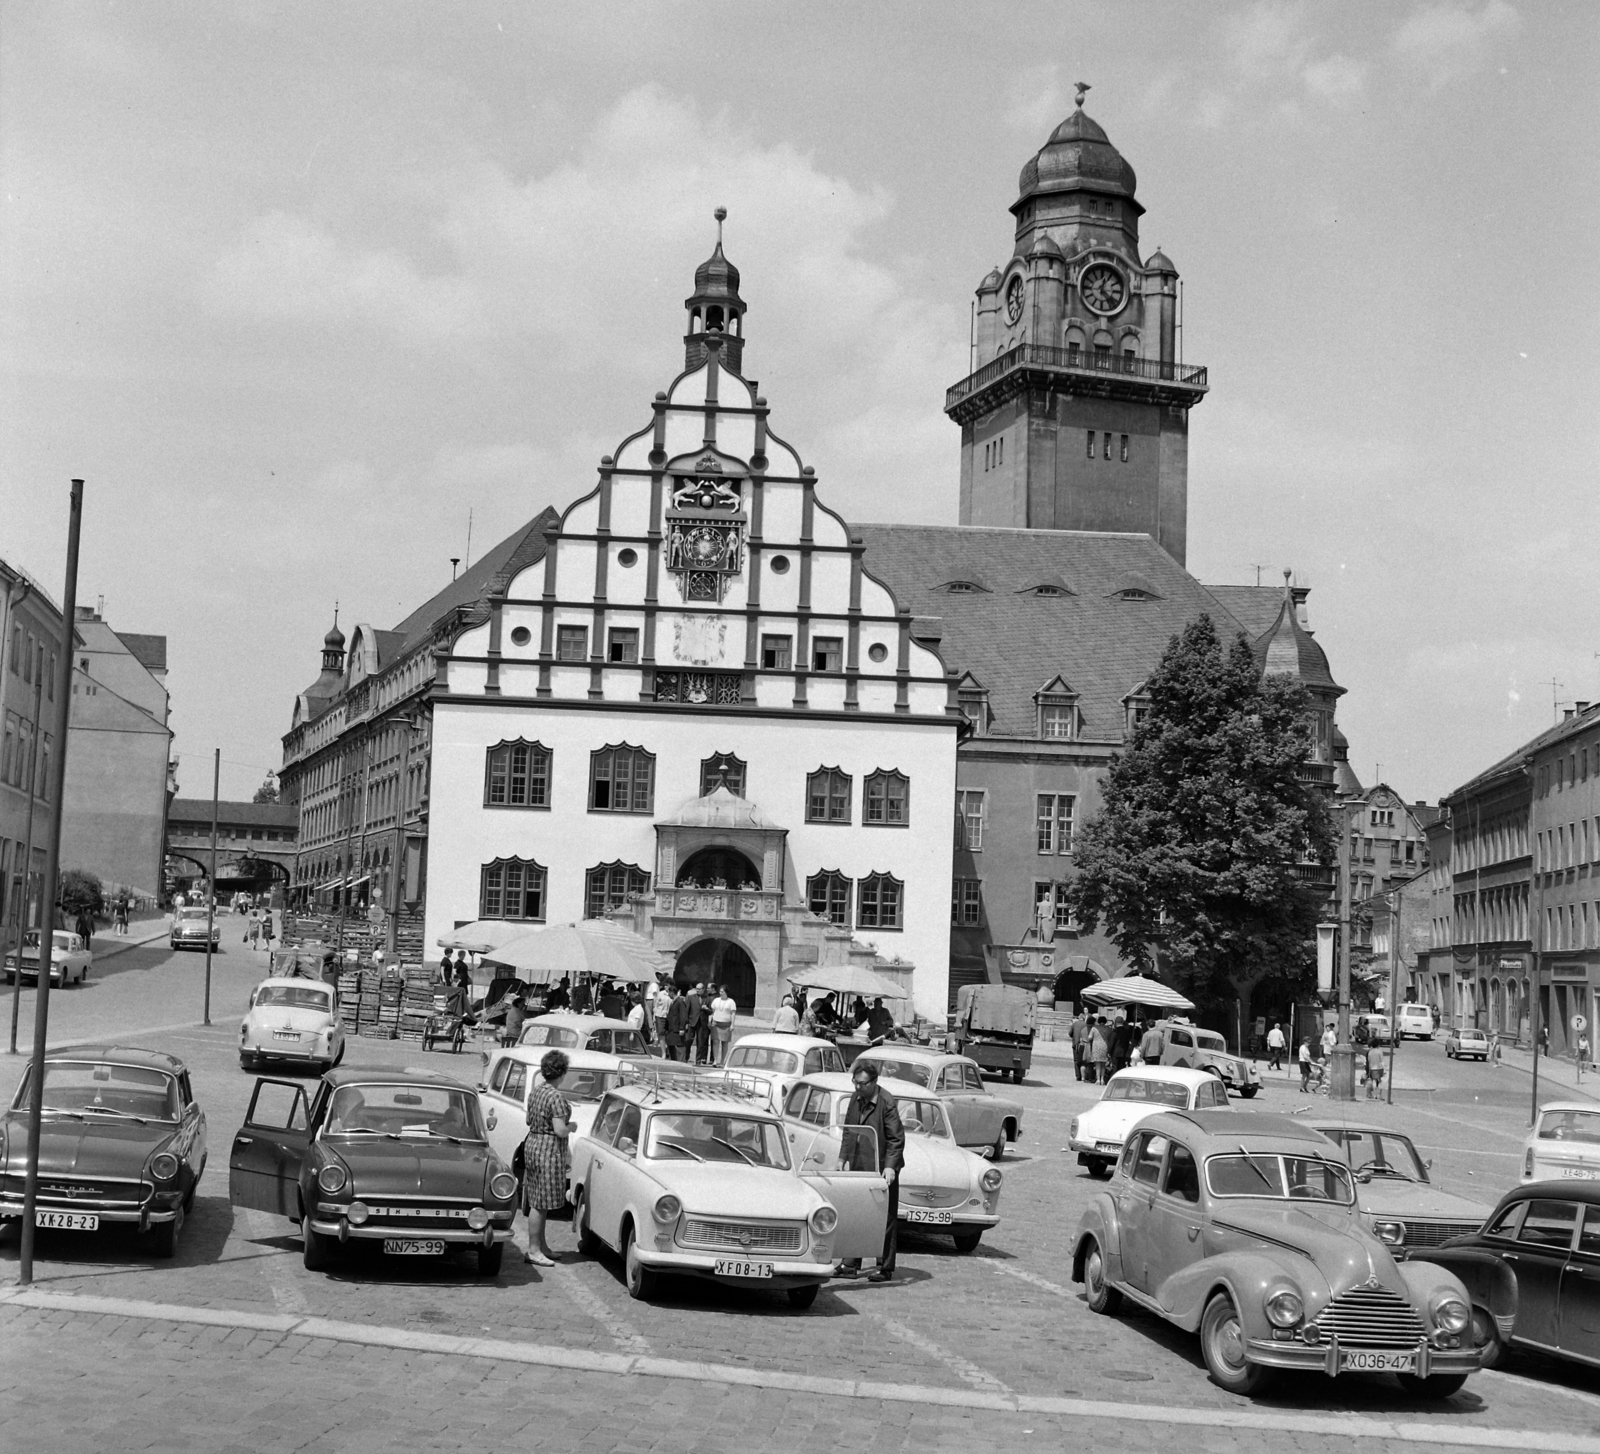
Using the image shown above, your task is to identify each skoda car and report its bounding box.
[170,906,220,952]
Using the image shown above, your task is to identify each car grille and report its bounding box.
[358,1198,478,1229]
[5,1175,150,1209]
[1402,1219,1481,1248]
[678,1218,804,1253]
[900,1183,969,1210]
[1316,1285,1426,1347]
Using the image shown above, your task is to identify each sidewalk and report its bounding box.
[85,916,171,962]
[1490,1038,1598,1100]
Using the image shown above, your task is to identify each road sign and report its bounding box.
[1573,1014,1588,1034]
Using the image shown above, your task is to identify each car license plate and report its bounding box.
[713,1258,773,1278]
[903,1208,953,1225]
[272,1030,300,1040]
[36,1211,99,1231]
[1340,1349,1415,1372]
[1559,1168,1600,1180]
[383,1238,445,1256]
[1096,1142,1121,1153]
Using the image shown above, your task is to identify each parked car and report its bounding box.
[1410,1181,1600,1371]
[1357,1014,1392,1046]
[170,906,220,952]
[239,977,346,1073]
[0,1046,207,1257]
[4,928,92,986]
[1151,1019,1262,1097]
[479,1046,657,1175]
[1071,1109,1483,1397]
[1444,1027,1490,1061]
[228,1065,518,1275]
[517,1012,651,1057]
[703,1033,847,1113]
[852,1046,1023,1160]
[1069,1067,1232,1179]
[1310,1122,1491,1254]
[568,1075,889,1308]
[780,1072,1003,1252]
[1396,1003,1435,1040]
[1520,1102,1600,1183]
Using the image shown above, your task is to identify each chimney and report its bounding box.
[1565,708,1576,721]
[1578,701,1592,713]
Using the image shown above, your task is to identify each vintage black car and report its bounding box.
[1411,1180,1600,1371]
[0,1046,207,1257]
[228,1065,519,1275]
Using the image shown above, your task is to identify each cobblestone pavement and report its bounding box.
[4,978,1600,1452]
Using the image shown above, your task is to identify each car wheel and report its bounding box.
[1238,1087,1259,1099]
[1395,1372,1467,1400]
[622,1223,657,1301]
[1200,1292,1271,1395]
[1468,1306,1502,1370]
[574,1190,600,1256]
[983,1132,1005,1162]
[477,1242,504,1277]
[303,1220,332,1271]
[422,1032,434,1052]
[786,1284,820,1310]
[952,1228,983,1254]
[1085,1158,1110,1180]
[1082,1235,1122,1315]
[333,1041,345,1067]
[151,1205,183,1259]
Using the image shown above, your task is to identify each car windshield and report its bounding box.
[1538,1108,1600,1144]
[1206,1151,1355,1204]
[863,1058,931,1088]
[177,908,209,921]
[898,1099,952,1139]
[559,1068,615,1102]
[1459,1030,1486,1042]
[256,985,332,1012]
[727,1046,800,1074]
[611,1030,647,1055]
[324,1083,485,1140]
[1104,1077,1189,1108]
[1194,1030,1227,1051]
[519,1024,578,1048]
[644,1111,790,1168]
[17,1061,181,1122]
[1322,1128,1429,1182]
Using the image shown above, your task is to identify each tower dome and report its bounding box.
[320,619,346,677]
[1018,104,1139,203]
[684,206,747,374]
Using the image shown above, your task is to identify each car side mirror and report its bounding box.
[617,1137,637,1156]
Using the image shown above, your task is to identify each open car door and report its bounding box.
[229,1079,311,1218]
[794,1125,889,1262]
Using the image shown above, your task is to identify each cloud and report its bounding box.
[1302,54,1369,102]
[1004,63,1072,134]
[1391,1,1521,92]
[1197,2,1368,125]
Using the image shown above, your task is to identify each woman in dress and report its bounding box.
[521,1049,574,1266]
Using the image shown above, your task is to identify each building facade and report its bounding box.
[165,798,298,901]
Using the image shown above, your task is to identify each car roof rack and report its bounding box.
[616,1063,769,1106]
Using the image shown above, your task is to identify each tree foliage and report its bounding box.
[1063,615,1335,1018]
[58,869,104,919]
[252,776,280,804]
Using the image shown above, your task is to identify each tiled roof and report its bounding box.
[1203,584,1285,638]
[1445,702,1600,804]
[1251,589,1339,691]
[168,798,298,827]
[118,632,168,673]
[855,525,1261,741]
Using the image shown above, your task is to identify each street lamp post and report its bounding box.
[1329,795,1358,1101]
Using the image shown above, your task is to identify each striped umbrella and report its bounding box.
[1080,974,1194,1012]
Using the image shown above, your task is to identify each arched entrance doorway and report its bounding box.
[676,847,762,890]
[676,938,757,1011]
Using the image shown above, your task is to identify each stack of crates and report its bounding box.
[338,969,361,1032]
[374,969,404,1038]
[356,967,382,1036]
[397,964,434,1041]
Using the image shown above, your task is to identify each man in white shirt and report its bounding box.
[653,980,673,1042]
[772,995,800,1034]
[709,985,737,1066]
[1266,1022,1286,1070]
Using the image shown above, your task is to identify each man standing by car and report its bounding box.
[839,1060,904,1284]
[1266,1022,1286,1071]
[664,983,693,1062]
[1069,1010,1088,1081]
[1140,1019,1164,1068]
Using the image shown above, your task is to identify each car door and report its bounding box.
[229,1079,310,1217]
[961,1063,1001,1143]
[1113,1130,1167,1292]
[1505,1198,1579,1350]
[1166,1029,1193,1068]
[589,1102,643,1246]
[482,1059,528,1169]
[1145,1138,1204,1304]
[938,1064,976,1144]
[794,1123,889,1262]
[1558,1204,1600,1351]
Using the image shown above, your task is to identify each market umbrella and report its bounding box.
[483,920,669,985]
[784,963,909,1000]
[1080,974,1194,1012]
[437,919,525,955]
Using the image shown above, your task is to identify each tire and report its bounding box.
[1012,1068,1024,1085]
[239,1054,257,1073]
[422,1033,434,1052]
[303,1220,332,1271]
[1085,1158,1110,1180]
[333,1041,345,1067]
[574,1190,600,1256]
[1395,1372,1467,1399]
[786,1284,820,1309]
[952,1228,983,1254]
[151,1204,184,1259]
[182,1159,204,1215]
[477,1241,504,1277]
[1238,1087,1259,1099]
[622,1223,657,1301]
[1082,1235,1122,1315]
[1469,1306,1502,1370]
[982,1133,1005,1162]
[1200,1292,1271,1394]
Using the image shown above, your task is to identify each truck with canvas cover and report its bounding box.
[951,984,1035,1083]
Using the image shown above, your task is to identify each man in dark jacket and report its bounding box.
[839,1060,905,1283]
[684,982,705,1064]
[663,984,693,1061]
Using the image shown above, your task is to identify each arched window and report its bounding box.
[857,873,903,931]
[806,767,852,824]
[806,870,851,925]
[585,862,650,920]
[481,858,546,922]
[864,770,909,826]
[700,752,746,797]
[485,740,551,808]
[590,744,655,813]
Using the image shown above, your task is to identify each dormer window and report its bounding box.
[939,578,991,595]
[1034,676,1079,739]
[955,675,989,735]
[1017,580,1074,598]
[1123,684,1152,735]
[1107,574,1163,603]
[1114,588,1154,602]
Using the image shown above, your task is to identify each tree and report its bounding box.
[252,775,280,804]
[1062,615,1336,1036]
[58,868,104,920]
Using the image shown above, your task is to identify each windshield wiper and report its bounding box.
[81,1106,149,1124]
[39,1106,87,1121]
[1236,1143,1278,1191]
[654,1137,705,1162]
[712,1136,759,1166]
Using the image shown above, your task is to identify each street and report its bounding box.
[2,942,1598,1453]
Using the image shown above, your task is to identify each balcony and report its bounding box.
[1295,762,1336,789]
[946,343,1209,419]
[1294,863,1338,893]
[653,887,782,923]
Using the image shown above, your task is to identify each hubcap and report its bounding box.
[1086,1249,1102,1291]
[1216,1314,1244,1368]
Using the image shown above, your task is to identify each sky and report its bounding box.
[2,0,1596,804]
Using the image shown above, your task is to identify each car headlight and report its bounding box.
[347,1201,369,1225]
[809,1205,839,1235]
[1431,1295,1470,1334]
[148,1152,180,1182]
[467,1207,490,1230]
[1265,1290,1303,1328]
[980,1168,1002,1193]
[1373,1220,1406,1247]
[652,1194,682,1224]
[317,1163,348,1195]
[489,1172,519,1202]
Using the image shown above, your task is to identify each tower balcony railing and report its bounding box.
[945,343,1208,411]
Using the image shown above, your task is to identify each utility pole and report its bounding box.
[7,661,45,1054]
[202,748,219,1024]
[20,479,84,1285]
[1387,888,1401,1105]
[1331,795,1357,1100]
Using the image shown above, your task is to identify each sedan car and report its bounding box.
[0,1046,207,1257]
[1444,1027,1490,1061]
[479,1046,657,1175]
[1070,1067,1232,1179]
[1410,1181,1600,1370]
[170,906,220,951]
[228,1065,519,1275]
[1311,1122,1491,1254]
[517,1012,651,1057]
[1071,1109,1483,1398]
[569,1077,888,1308]
[701,1034,846,1112]
[1521,1102,1600,1184]
[1358,1014,1393,1046]
[853,1046,1022,1159]
[780,1073,1002,1252]
[1152,1019,1262,1097]
[4,929,92,986]
[239,977,345,1073]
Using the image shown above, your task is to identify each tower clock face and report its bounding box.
[1004,275,1024,324]
[1079,262,1126,316]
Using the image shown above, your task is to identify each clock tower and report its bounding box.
[946,92,1207,565]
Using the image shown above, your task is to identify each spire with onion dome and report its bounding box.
[684,206,747,374]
